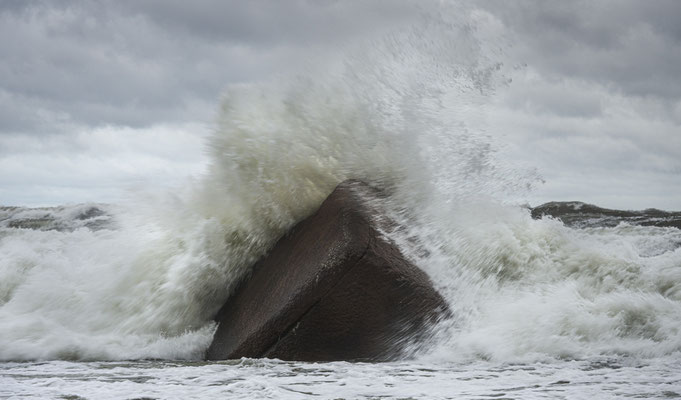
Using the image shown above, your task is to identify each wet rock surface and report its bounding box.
[206,180,449,362]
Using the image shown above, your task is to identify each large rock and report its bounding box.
[206,180,449,361]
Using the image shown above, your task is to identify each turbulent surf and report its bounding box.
[1,7,680,370]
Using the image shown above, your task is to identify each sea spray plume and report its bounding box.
[0,6,530,360]
[192,8,520,298]
[189,9,551,362]
[138,5,529,360]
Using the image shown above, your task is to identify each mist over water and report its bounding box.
[1,5,680,370]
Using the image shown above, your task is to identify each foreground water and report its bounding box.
[3,357,681,400]
[2,204,680,398]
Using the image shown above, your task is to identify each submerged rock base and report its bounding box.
[206,180,448,362]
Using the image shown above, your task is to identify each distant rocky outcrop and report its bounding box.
[1,205,110,231]
[531,201,681,229]
[206,180,449,362]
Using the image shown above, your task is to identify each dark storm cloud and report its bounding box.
[118,0,416,46]
[0,0,415,134]
[10,0,678,135]
[0,1,254,132]
[481,0,681,100]
[472,0,681,209]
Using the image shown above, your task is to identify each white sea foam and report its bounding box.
[1,5,680,364]
[3,357,681,400]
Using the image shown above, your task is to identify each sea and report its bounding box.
[2,7,681,399]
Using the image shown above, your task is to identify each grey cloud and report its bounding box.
[117,0,417,46]
[0,0,417,135]
[474,1,681,209]
[481,0,681,99]
[0,2,228,132]
[501,77,604,118]
[0,123,209,206]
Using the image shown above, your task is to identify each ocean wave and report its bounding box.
[1,5,680,362]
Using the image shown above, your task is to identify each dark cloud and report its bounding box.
[482,0,681,99]
[0,1,236,132]
[118,0,416,45]
[3,0,679,134]
[468,0,681,209]
[0,0,417,135]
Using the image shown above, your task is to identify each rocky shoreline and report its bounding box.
[531,201,681,229]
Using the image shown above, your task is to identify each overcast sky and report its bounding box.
[1,0,680,210]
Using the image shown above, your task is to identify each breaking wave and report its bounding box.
[1,5,680,363]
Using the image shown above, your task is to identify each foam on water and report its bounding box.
[3,357,681,399]
[1,4,680,366]
[416,213,681,362]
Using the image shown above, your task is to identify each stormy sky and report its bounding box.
[1,0,680,209]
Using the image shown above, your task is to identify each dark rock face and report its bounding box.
[206,180,449,362]
[531,201,681,229]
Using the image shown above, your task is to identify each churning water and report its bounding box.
[2,5,680,399]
